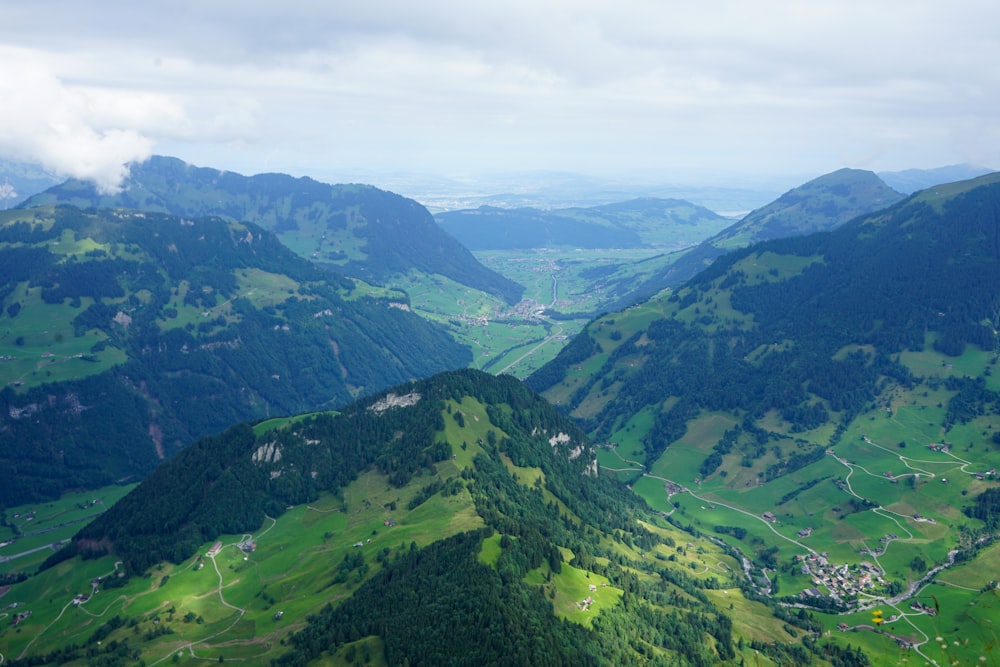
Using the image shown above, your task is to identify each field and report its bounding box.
[0,459,485,665]
[0,285,127,390]
[1,485,137,576]
[385,248,669,378]
[579,337,1000,666]
[541,290,1000,665]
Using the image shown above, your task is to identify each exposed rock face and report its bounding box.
[252,441,282,464]
[367,391,421,413]
[547,431,596,474]
[548,432,571,447]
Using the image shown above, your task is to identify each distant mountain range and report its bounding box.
[603,168,907,309]
[435,197,732,251]
[0,159,61,208]
[0,205,470,506]
[877,163,994,194]
[23,156,524,305]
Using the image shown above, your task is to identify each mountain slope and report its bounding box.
[0,369,843,666]
[24,155,524,304]
[435,197,731,250]
[531,172,1000,445]
[0,205,470,506]
[526,173,1000,664]
[608,168,905,308]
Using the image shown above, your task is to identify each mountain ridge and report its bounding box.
[435,197,731,251]
[4,368,843,666]
[0,204,470,506]
[23,155,524,305]
[605,168,906,309]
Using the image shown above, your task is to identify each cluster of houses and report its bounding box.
[578,583,609,611]
[664,481,686,499]
[797,553,887,600]
[10,608,31,626]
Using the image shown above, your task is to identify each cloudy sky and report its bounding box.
[2,1,998,192]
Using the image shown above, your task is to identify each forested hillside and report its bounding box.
[527,173,1000,664]
[23,155,524,304]
[608,168,905,309]
[3,370,851,666]
[532,172,1000,451]
[0,205,469,506]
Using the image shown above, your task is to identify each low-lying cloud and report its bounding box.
[0,48,157,193]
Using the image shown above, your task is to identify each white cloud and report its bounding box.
[0,49,159,192]
[2,1,999,185]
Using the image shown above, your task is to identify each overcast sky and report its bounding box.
[2,1,998,192]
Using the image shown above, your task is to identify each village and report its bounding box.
[795,551,888,602]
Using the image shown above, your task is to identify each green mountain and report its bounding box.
[435,197,731,250]
[23,155,523,305]
[0,205,470,506]
[4,370,855,666]
[526,173,1000,664]
[609,168,905,308]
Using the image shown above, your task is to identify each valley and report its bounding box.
[395,248,671,377]
[3,161,1000,666]
[526,174,1000,664]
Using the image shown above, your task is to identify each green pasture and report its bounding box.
[277,224,367,266]
[571,379,624,420]
[339,278,408,303]
[0,452,486,664]
[899,333,999,391]
[234,268,303,308]
[731,251,825,285]
[608,405,656,459]
[478,321,576,377]
[941,542,1000,589]
[703,587,797,644]
[672,496,812,563]
[524,561,621,628]
[1,484,136,576]
[474,248,665,315]
[477,533,503,567]
[0,556,135,658]
[45,227,109,257]
[315,636,388,667]
[0,286,126,389]
[596,449,643,484]
[0,209,53,230]
[648,441,716,483]
[252,410,332,437]
[441,396,502,468]
[844,582,1000,667]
